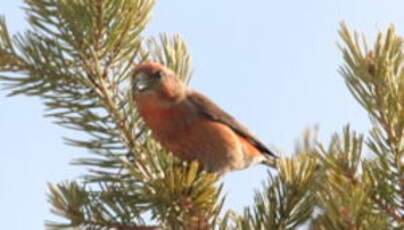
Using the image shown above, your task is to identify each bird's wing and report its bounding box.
[187,90,277,158]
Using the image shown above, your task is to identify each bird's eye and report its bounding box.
[153,71,164,79]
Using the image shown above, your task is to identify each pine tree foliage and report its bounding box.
[1,1,219,229]
[335,24,403,228]
[0,1,403,229]
[237,153,318,230]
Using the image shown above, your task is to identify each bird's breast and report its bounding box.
[137,100,195,139]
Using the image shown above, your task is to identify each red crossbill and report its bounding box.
[132,62,277,174]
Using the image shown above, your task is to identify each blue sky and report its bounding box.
[1,0,403,229]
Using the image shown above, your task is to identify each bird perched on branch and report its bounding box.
[132,62,277,174]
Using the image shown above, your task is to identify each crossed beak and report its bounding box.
[132,73,151,93]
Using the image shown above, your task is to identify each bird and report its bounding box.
[131,62,278,174]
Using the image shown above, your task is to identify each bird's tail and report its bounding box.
[261,149,279,169]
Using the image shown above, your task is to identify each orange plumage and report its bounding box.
[132,62,277,174]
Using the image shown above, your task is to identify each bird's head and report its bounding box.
[132,62,186,105]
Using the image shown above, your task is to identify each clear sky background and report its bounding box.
[0,1,403,229]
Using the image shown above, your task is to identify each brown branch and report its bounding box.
[343,165,404,224]
[370,195,404,225]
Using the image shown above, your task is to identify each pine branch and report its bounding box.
[46,182,161,230]
[339,23,404,226]
[314,127,379,229]
[0,1,223,230]
[231,131,319,230]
